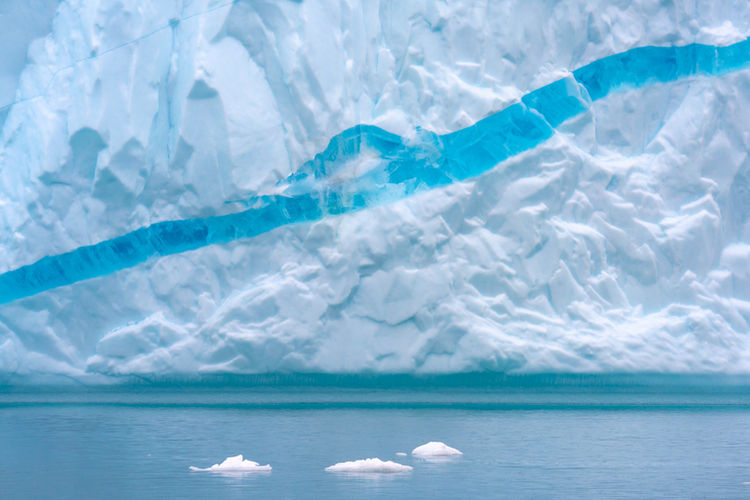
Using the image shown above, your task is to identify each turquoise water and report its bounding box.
[2,383,750,499]
[1,39,749,305]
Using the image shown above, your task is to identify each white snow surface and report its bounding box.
[189,454,271,473]
[1,1,750,380]
[411,442,463,457]
[325,458,412,473]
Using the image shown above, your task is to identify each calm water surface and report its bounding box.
[1,385,750,499]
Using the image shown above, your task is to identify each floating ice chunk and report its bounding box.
[395,452,407,457]
[411,442,463,457]
[189,454,271,472]
[325,458,412,473]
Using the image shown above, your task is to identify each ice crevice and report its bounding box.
[0,39,748,305]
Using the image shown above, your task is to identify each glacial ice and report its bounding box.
[1,1,750,381]
[325,458,412,473]
[411,442,463,457]
[189,454,271,473]
[3,38,750,306]
[0,1,59,127]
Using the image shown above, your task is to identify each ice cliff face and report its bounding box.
[1,0,750,381]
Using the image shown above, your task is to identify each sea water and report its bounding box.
[2,380,750,499]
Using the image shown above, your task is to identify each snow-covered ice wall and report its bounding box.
[1,0,750,382]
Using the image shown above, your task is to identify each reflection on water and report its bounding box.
[325,471,412,480]
[1,384,750,499]
[412,455,462,464]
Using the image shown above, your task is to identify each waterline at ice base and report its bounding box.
[2,1,750,384]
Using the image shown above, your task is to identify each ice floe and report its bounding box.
[325,458,412,473]
[411,442,463,457]
[189,454,271,473]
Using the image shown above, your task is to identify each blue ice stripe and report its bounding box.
[0,38,748,304]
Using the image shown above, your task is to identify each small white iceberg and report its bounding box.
[411,441,463,457]
[189,454,272,472]
[325,458,413,473]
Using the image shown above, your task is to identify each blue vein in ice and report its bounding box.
[0,39,749,304]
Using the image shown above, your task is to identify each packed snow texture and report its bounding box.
[1,0,750,380]
[189,454,271,473]
[325,458,413,473]
[0,1,59,128]
[411,442,463,457]
[2,39,749,305]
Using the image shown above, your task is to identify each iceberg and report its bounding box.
[2,40,750,306]
[189,454,271,473]
[1,0,750,381]
[325,458,412,473]
[411,442,463,457]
